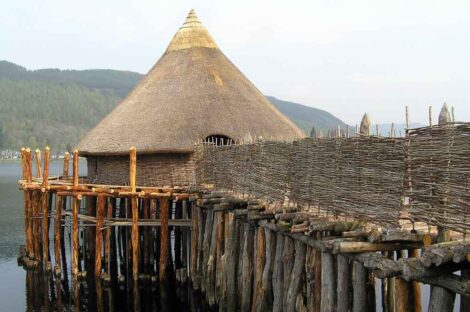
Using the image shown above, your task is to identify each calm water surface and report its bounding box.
[0,160,208,311]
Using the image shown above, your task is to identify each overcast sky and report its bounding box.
[2,0,469,125]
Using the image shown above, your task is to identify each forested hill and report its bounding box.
[0,60,348,151]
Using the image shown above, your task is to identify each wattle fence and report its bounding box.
[195,122,470,233]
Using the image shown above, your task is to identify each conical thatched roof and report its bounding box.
[78,9,304,155]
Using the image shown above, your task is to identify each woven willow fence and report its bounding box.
[195,123,470,232]
[406,123,470,233]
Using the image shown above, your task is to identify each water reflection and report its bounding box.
[25,267,213,311]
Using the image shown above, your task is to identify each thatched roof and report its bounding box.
[78,9,304,155]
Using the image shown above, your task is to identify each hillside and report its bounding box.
[0,61,348,151]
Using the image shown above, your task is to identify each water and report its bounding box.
[0,160,209,311]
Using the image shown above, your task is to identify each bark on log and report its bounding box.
[320,251,336,312]
[286,241,306,312]
[241,223,254,312]
[95,195,105,278]
[202,208,214,293]
[206,210,219,305]
[253,226,266,312]
[72,196,80,276]
[282,236,295,311]
[272,231,284,312]
[159,198,169,281]
[337,254,350,312]
[54,196,62,275]
[352,261,367,312]
[226,212,239,312]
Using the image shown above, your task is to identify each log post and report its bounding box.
[32,191,40,261]
[41,146,50,269]
[429,103,455,312]
[207,210,222,305]
[352,261,367,312]
[337,254,350,312]
[226,212,239,312]
[72,195,80,276]
[190,201,199,286]
[202,208,214,293]
[63,152,70,177]
[409,249,422,312]
[72,149,79,188]
[283,236,295,311]
[215,211,225,303]
[129,147,139,282]
[159,197,170,281]
[286,241,306,312]
[35,149,42,178]
[24,149,33,258]
[241,222,254,312]
[272,231,284,312]
[314,236,322,312]
[253,226,266,312]
[54,196,63,276]
[95,195,105,278]
[306,247,316,311]
[320,251,336,312]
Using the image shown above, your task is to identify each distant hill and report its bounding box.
[0,60,349,151]
[267,96,348,135]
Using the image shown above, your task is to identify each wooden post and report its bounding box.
[72,195,80,276]
[63,152,70,177]
[54,196,63,276]
[215,211,225,302]
[286,241,306,312]
[241,222,254,312]
[202,208,214,293]
[409,249,422,312]
[429,103,455,312]
[32,191,40,261]
[190,202,199,286]
[337,254,350,312]
[159,197,169,281]
[252,226,266,312]
[95,195,105,278]
[360,113,371,136]
[283,236,295,311]
[321,251,336,312]
[314,235,322,312]
[352,261,367,312]
[272,231,284,312]
[35,149,42,178]
[305,247,316,311]
[73,149,79,188]
[226,212,239,312]
[24,149,34,258]
[129,147,139,281]
[41,147,50,269]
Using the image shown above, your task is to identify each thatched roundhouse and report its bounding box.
[78,9,304,186]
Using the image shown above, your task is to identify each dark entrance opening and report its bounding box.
[204,134,233,145]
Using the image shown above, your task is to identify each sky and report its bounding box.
[1,0,470,125]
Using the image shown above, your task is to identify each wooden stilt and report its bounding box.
[63,152,70,177]
[337,254,350,312]
[32,191,41,262]
[313,236,322,312]
[283,236,295,311]
[201,208,213,293]
[409,249,422,312]
[95,195,105,278]
[41,147,50,270]
[353,261,367,312]
[215,211,225,302]
[129,147,139,282]
[241,222,254,312]
[159,197,169,281]
[207,210,220,305]
[190,201,199,286]
[226,212,239,312]
[72,195,80,276]
[24,149,33,258]
[286,241,306,312]
[320,251,336,312]
[149,199,157,276]
[54,196,63,276]
[272,231,284,312]
[252,226,266,312]
[305,247,315,311]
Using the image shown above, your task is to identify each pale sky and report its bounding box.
[1,0,469,125]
